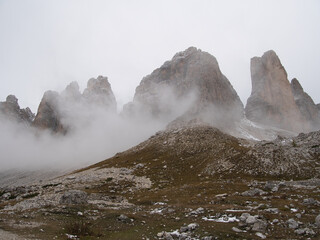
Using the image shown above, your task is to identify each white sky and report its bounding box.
[0,0,319,112]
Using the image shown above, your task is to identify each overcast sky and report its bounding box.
[0,0,319,112]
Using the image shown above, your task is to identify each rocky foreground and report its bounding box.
[1,125,319,239]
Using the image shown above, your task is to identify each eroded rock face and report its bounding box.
[0,95,34,124]
[125,47,243,128]
[32,91,65,133]
[291,78,320,130]
[33,76,116,133]
[245,50,306,133]
[83,75,117,112]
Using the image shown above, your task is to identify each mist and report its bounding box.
[0,81,199,171]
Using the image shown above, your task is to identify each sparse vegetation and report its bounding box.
[63,217,94,238]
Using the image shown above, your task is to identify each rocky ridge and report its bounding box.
[0,95,34,124]
[2,47,319,139]
[33,76,116,133]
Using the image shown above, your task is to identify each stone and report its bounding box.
[252,219,268,233]
[232,227,244,233]
[294,228,315,236]
[239,213,251,222]
[245,50,307,132]
[163,232,174,240]
[255,232,266,239]
[202,237,213,240]
[117,214,132,223]
[2,192,11,200]
[241,188,267,197]
[59,190,88,205]
[265,208,279,214]
[246,215,258,225]
[179,226,189,233]
[303,198,320,206]
[189,207,204,215]
[287,218,299,229]
[315,214,320,227]
[187,223,199,231]
[157,232,164,238]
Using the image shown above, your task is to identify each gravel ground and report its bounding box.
[0,229,34,240]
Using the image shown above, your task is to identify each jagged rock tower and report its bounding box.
[245,50,309,132]
[33,76,116,133]
[124,47,244,129]
[0,95,34,124]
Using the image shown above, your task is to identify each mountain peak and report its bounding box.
[127,47,243,130]
[246,50,307,132]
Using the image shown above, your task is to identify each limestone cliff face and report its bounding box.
[291,78,320,130]
[125,47,244,128]
[245,50,307,133]
[32,91,65,133]
[0,95,34,124]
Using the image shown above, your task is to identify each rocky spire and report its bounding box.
[0,95,34,124]
[291,78,320,130]
[125,47,244,129]
[245,50,307,132]
[61,81,82,101]
[32,91,65,133]
[33,76,117,133]
[83,76,117,112]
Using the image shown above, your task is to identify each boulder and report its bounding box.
[315,214,320,227]
[59,190,88,205]
[287,218,299,229]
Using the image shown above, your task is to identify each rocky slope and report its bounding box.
[245,50,308,133]
[124,47,244,128]
[0,95,34,124]
[101,124,320,179]
[0,125,319,239]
